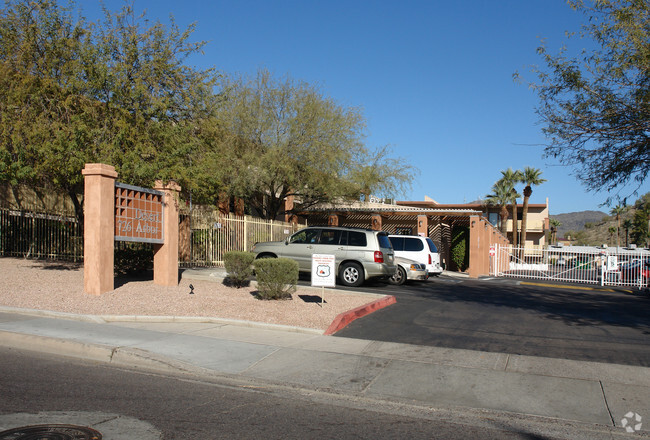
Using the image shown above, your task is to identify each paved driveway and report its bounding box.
[335,277,650,367]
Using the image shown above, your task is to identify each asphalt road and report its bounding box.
[334,277,650,367]
[0,346,601,440]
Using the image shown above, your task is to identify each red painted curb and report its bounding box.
[324,295,397,335]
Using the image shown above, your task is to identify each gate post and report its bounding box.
[153,180,181,286]
[82,163,118,295]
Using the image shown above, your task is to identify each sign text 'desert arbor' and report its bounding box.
[114,182,164,244]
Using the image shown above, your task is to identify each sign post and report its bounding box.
[311,254,336,305]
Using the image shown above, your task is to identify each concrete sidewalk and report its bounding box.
[0,307,648,436]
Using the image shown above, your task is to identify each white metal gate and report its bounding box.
[491,244,650,289]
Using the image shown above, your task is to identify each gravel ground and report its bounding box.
[0,257,382,331]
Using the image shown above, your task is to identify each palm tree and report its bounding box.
[623,219,632,247]
[519,167,547,253]
[485,179,513,236]
[500,168,522,247]
[549,218,561,245]
[610,204,626,249]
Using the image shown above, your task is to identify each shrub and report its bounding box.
[223,251,255,288]
[254,257,299,300]
[450,226,469,272]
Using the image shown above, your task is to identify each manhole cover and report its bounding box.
[0,424,102,439]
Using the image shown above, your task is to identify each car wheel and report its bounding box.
[256,254,276,259]
[339,262,364,287]
[388,266,406,285]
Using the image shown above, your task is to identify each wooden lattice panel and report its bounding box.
[114,183,164,243]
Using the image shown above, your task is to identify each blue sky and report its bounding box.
[84,0,648,214]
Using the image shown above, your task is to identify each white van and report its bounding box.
[388,235,443,276]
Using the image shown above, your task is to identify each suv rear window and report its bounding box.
[404,237,424,252]
[377,233,393,249]
[426,238,438,253]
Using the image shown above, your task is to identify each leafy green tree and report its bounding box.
[522,0,650,199]
[351,144,418,202]
[0,0,218,223]
[519,167,546,249]
[631,193,650,246]
[213,68,416,219]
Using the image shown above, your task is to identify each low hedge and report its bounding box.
[254,257,299,300]
[223,251,256,288]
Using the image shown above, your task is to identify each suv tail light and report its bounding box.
[428,254,432,264]
[374,251,384,263]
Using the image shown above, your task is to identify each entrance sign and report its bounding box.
[115,182,164,243]
[311,254,336,288]
[82,163,180,295]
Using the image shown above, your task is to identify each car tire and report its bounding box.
[388,266,406,286]
[339,262,364,287]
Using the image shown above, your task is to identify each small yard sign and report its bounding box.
[311,254,336,288]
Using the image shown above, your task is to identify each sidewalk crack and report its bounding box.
[599,380,616,427]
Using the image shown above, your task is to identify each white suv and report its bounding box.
[388,235,443,276]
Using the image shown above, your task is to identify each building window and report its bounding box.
[488,212,500,227]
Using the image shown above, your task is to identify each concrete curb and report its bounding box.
[0,306,323,334]
[0,330,218,377]
[324,295,397,335]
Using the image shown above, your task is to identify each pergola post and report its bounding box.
[371,214,383,231]
[417,215,428,237]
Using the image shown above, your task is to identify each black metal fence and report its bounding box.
[0,207,83,261]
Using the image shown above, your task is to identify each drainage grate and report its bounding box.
[0,424,102,439]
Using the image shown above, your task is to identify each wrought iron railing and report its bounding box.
[491,244,650,288]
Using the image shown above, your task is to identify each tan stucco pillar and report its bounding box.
[82,163,118,295]
[417,215,428,237]
[468,215,491,278]
[153,181,181,286]
[371,214,383,231]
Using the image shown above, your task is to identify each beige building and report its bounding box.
[397,197,550,248]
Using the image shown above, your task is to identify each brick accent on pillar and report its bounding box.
[417,215,428,237]
[371,214,382,231]
[328,214,339,226]
[153,180,181,286]
[82,163,118,295]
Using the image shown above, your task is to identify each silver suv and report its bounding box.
[251,226,397,287]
